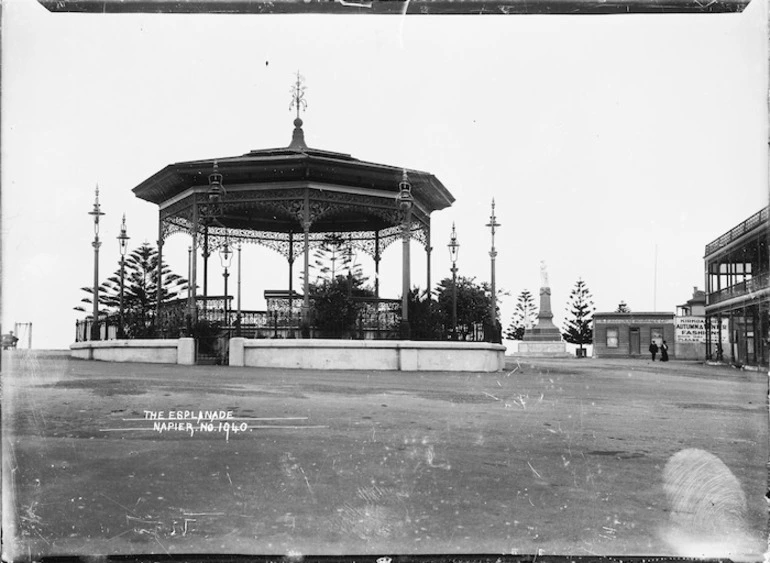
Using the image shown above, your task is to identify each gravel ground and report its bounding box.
[1,350,766,561]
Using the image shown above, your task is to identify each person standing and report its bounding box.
[649,340,658,361]
[660,340,669,362]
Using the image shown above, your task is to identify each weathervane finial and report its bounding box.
[289,71,307,121]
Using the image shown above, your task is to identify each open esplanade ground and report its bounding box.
[2,351,766,560]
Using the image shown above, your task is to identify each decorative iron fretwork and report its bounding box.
[307,190,429,230]
[162,214,428,260]
[378,222,428,253]
[159,218,174,242]
[157,180,431,260]
[160,198,195,223]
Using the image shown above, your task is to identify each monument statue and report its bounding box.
[521,262,565,351]
[540,261,549,288]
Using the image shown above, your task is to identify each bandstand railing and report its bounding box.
[74,296,405,342]
[74,297,500,343]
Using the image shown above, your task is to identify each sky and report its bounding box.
[2,0,768,349]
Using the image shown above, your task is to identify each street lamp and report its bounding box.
[485,198,501,343]
[236,243,242,337]
[117,214,130,339]
[219,237,233,333]
[395,169,414,340]
[88,185,105,341]
[448,222,460,341]
[203,161,225,308]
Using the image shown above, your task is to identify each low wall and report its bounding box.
[229,338,506,372]
[70,338,195,365]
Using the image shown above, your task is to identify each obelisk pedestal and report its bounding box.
[523,287,563,342]
[516,263,571,357]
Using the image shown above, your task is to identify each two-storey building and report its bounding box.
[704,207,769,367]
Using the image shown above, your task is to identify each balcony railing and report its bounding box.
[705,206,769,256]
[707,271,770,306]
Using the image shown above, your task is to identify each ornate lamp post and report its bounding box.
[88,185,105,341]
[219,237,233,334]
[117,214,130,339]
[204,162,225,314]
[236,243,242,337]
[485,199,501,343]
[396,169,414,340]
[448,222,460,341]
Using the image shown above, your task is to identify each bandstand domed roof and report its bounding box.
[132,117,454,236]
[132,75,453,260]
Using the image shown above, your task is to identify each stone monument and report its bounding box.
[516,262,571,357]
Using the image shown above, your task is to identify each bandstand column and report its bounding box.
[396,170,414,340]
[288,231,295,297]
[374,230,380,298]
[288,231,296,337]
[187,246,192,303]
[302,216,311,335]
[401,214,411,337]
[189,200,199,327]
[156,216,164,335]
[203,224,209,303]
[426,223,432,297]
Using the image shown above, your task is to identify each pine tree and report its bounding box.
[615,301,631,313]
[562,278,596,353]
[309,234,363,284]
[504,289,538,340]
[75,242,189,337]
[306,235,374,337]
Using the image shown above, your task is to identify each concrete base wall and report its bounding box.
[70,339,195,364]
[674,342,706,361]
[230,338,506,372]
[515,341,572,358]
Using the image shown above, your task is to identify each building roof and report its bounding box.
[132,119,455,215]
[677,288,705,309]
[594,312,675,319]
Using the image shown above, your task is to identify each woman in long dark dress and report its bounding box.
[660,340,669,362]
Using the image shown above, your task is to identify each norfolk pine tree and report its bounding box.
[505,289,538,340]
[562,278,595,354]
[75,242,189,337]
[615,301,631,313]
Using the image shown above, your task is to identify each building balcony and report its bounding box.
[706,271,770,307]
[705,206,768,257]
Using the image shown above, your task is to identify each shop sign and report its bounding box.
[675,316,729,343]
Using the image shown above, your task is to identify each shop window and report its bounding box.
[607,328,619,348]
